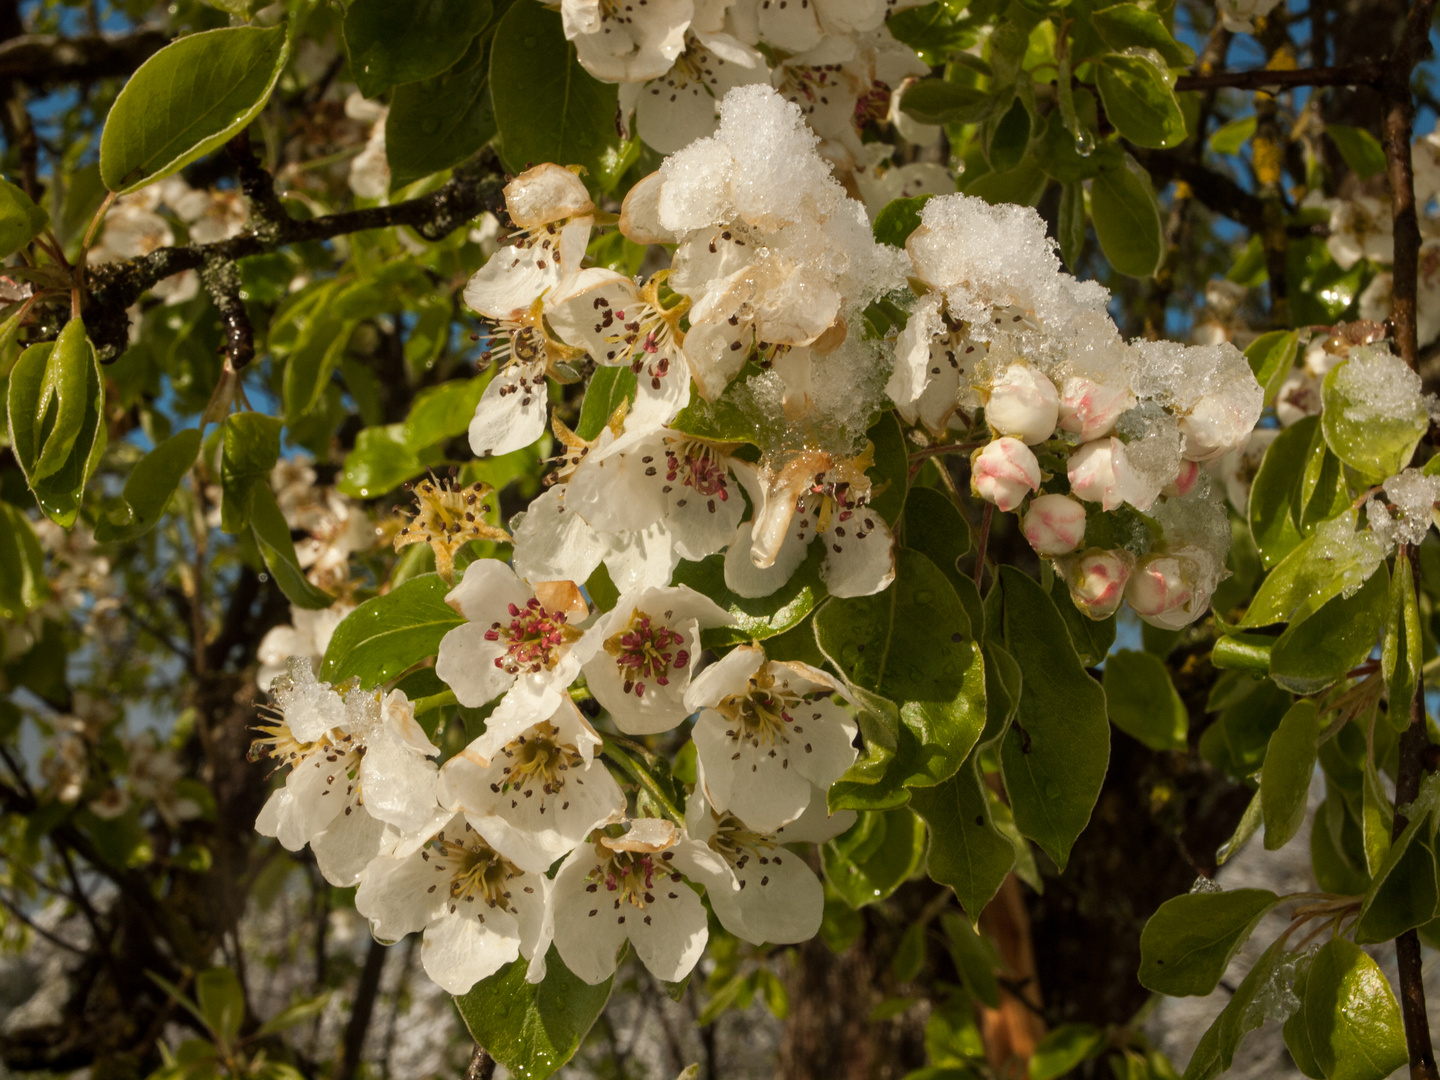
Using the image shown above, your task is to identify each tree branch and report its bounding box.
[465,1045,497,1080]
[0,30,169,85]
[334,938,388,1080]
[1174,61,1383,93]
[1129,148,1267,233]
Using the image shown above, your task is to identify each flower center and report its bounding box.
[716,670,803,747]
[662,439,731,505]
[707,811,777,869]
[484,597,580,675]
[428,824,523,915]
[248,715,357,773]
[603,609,690,698]
[494,720,584,797]
[587,847,670,910]
[587,280,686,390]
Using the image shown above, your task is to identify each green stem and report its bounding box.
[599,736,684,825]
[412,689,457,713]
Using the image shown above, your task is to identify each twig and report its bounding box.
[974,502,993,593]
[335,938,389,1080]
[464,1045,497,1080]
[1173,61,1383,92]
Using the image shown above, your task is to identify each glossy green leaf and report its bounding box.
[249,484,336,610]
[1284,968,1326,1080]
[680,544,827,648]
[0,503,48,620]
[997,567,1109,871]
[1327,124,1388,181]
[220,413,283,533]
[1216,789,1263,866]
[866,410,910,525]
[1049,581,1116,667]
[1268,565,1387,694]
[1103,649,1187,751]
[822,808,926,908]
[1303,939,1407,1080]
[910,762,1015,918]
[1321,356,1430,482]
[284,289,357,424]
[456,949,612,1080]
[966,156,1046,207]
[100,25,289,193]
[196,968,245,1050]
[94,428,202,543]
[1238,511,1385,628]
[985,98,1031,172]
[902,487,970,592]
[343,0,492,99]
[1092,5,1195,65]
[320,572,464,685]
[816,548,986,791]
[1031,1024,1105,1080]
[939,912,1000,1008]
[1248,416,1319,569]
[1244,329,1299,409]
[1095,55,1187,149]
[26,319,94,483]
[1355,774,1440,943]
[900,80,999,126]
[1182,937,1296,1080]
[576,366,637,440]
[1090,162,1164,278]
[1258,700,1320,850]
[1211,633,1275,675]
[0,177,48,259]
[1138,887,1279,996]
[386,33,496,189]
[1383,548,1423,731]
[1058,180,1085,269]
[489,3,624,190]
[1208,115,1256,155]
[873,194,936,248]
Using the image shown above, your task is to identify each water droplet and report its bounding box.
[1074,129,1095,157]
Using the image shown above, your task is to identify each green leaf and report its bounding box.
[220,413,283,533]
[1216,789,1263,866]
[816,548,986,791]
[489,3,624,190]
[1138,887,1279,996]
[1092,5,1195,66]
[679,544,827,648]
[1211,633,1275,675]
[93,428,202,543]
[1090,162,1164,277]
[1355,775,1440,943]
[1284,969,1327,1080]
[900,80,1000,126]
[939,912,1000,1008]
[283,286,357,424]
[1058,180,1085,270]
[1321,355,1431,482]
[0,177,49,259]
[576,366,637,440]
[873,194,936,248]
[965,156,1046,207]
[248,484,336,610]
[343,0,492,100]
[320,572,464,685]
[1248,416,1316,569]
[1383,548,1423,730]
[902,487,970,593]
[1268,565,1387,694]
[1303,939,1407,1080]
[1327,125,1388,181]
[1103,649,1187,751]
[1031,1024,1105,1080]
[1244,329,1299,409]
[985,97,1031,172]
[1095,55,1187,149]
[1258,700,1320,850]
[255,994,331,1038]
[196,968,245,1050]
[26,319,94,483]
[385,33,496,189]
[456,949,613,1080]
[1184,942,1300,1080]
[1238,511,1385,629]
[997,567,1109,871]
[910,762,1015,918]
[1208,115,1256,155]
[0,503,48,620]
[821,808,926,908]
[866,410,909,525]
[99,25,289,193]
[1049,580,1116,667]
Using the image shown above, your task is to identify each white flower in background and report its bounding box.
[1275,369,1322,427]
[854,146,955,219]
[725,447,896,600]
[563,0,693,82]
[355,813,551,993]
[972,438,1039,512]
[438,697,625,874]
[983,361,1060,445]
[88,186,198,304]
[684,645,858,832]
[1414,131,1440,206]
[345,93,390,200]
[178,189,249,245]
[625,33,771,153]
[550,817,722,984]
[253,660,440,885]
[885,294,986,434]
[1211,428,1278,511]
[1022,494,1086,557]
[1056,548,1133,620]
[124,732,202,829]
[682,783,852,945]
[435,563,595,721]
[296,493,374,592]
[1327,196,1394,269]
[1365,241,1440,347]
[255,603,353,690]
[1215,0,1281,33]
[581,584,732,734]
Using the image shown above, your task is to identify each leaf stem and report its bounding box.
[599,736,684,825]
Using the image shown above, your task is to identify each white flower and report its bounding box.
[1215,0,1281,33]
[256,603,352,690]
[295,492,374,592]
[253,661,440,885]
[1327,196,1393,270]
[564,0,694,82]
[1022,494,1086,556]
[345,93,390,200]
[1056,549,1133,620]
[1057,376,1135,442]
[1275,369,1321,427]
[972,438,1040,512]
[681,783,852,945]
[724,447,896,600]
[885,294,986,434]
[580,584,732,734]
[1168,459,1200,498]
[434,563,595,720]
[437,697,626,874]
[626,33,771,153]
[757,0,886,54]
[550,817,722,984]
[684,645,858,832]
[355,813,552,993]
[984,361,1059,445]
[854,147,955,219]
[1210,428,1278,512]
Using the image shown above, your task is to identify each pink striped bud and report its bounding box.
[1059,549,1133,620]
[1057,377,1135,442]
[985,362,1060,445]
[972,438,1040,512]
[1022,494,1087,556]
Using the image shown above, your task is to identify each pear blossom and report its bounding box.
[972,438,1040,512]
[255,603,352,690]
[1057,376,1134,441]
[345,93,390,200]
[1022,494,1086,557]
[1326,196,1393,269]
[885,294,986,434]
[1057,549,1133,620]
[1211,429,1279,511]
[355,813,551,993]
[1125,552,1215,630]
[564,0,694,82]
[392,476,509,583]
[253,660,440,885]
[1167,459,1201,498]
[625,33,771,153]
[434,562,595,720]
[984,361,1060,445]
[680,782,852,945]
[724,447,896,600]
[684,645,858,832]
[437,697,626,873]
[1216,0,1281,33]
[550,817,723,984]
[1067,438,1139,512]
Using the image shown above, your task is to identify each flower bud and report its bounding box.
[1067,438,1136,512]
[1179,394,1258,463]
[1022,494,1087,556]
[1125,554,1206,629]
[1057,377,1135,442]
[984,362,1059,445]
[972,438,1040,512]
[1165,459,1200,498]
[1058,548,1133,619]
